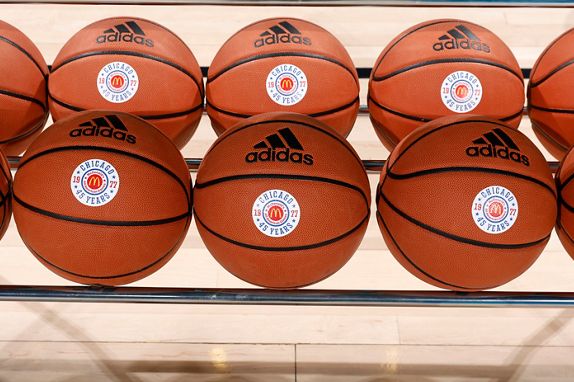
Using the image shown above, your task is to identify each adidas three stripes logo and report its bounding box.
[259,21,301,37]
[103,21,146,36]
[254,20,311,47]
[466,128,529,166]
[472,128,519,150]
[96,20,154,47]
[253,128,304,150]
[438,25,480,41]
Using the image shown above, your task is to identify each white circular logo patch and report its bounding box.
[70,159,120,207]
[472,185,518,234]
[266,64,307,106]
[441,71,482,113]
[97,61,139,103]
[252,189,300,237]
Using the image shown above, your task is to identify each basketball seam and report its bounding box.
[372,19,462,76]
[0,35,46,77]
[0,89,46,110]
[371,57,523,82]
[195,173,369,204]
[206,96,360,120]
[528,28,573,83]
[14,193,190,226]
[21,214,191,280]
[386,166,556,196]
[378,188,552,249]
[529,103,574,115]
[530,121,569,152]
[530,57,574,88]
[376,210,478,290]
[50,50,204,98]
[49,94,204,120]
[0,113,48,145]
[207,52,358,87]
[368,95,523,124]
[194,209,369,252]
[204,119,365,168]
[18,145,191,203]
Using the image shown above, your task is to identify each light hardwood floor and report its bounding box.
[0,4,573,381]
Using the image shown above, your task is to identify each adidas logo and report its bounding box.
[245,128,313,165]
[96,21,154,47]
[433,24,490,53]
[70,115,137,144]
[465,128,529,166]
[254,21,312,48]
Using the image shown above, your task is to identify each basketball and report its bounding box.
[528,28,574,159]
[0,20,49,156]
[206,17,359,137]
[12,110,192,285]
[194,112,370,288]
[377,115,556,291]
[0,150,12,241]
[368,19,524,151]
[48,17,204,149]
[555,147,574,260]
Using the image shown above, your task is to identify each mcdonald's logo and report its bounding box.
[267,205,284,222]
[280,77,294,92]
[488,201,504,218]
[455,84,469,99]
[87,174,103,190]
[110,75,125,89]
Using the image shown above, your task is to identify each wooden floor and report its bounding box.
[1,3,574,381]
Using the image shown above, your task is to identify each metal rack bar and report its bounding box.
[0,285,573,306]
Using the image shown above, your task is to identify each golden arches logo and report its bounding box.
[455,84,469,99]
[110,75,125,89]
[280,77,294,91]
[267,205,284,221]
[87,174,103,190]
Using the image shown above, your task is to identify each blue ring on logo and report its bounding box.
[483,196,509,223]
[262,199,290,227]
[450,79,474,103]
[106,70,129,93]
[81,169,109,196]
[275,73,299,97]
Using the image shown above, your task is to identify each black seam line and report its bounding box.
[387,167,556,197]
[23,215,190,280]
[375,210,474,290]
[194,209,369,252]
[561,198,574,214]
[204,119,365,169]
[18,145,191,203]
[529,28,573,83]
[0,113,47,145]
[372,58,523,82]
[50,50,204,98]
[195,173,370,207]
[379,191,551,250]
[369,95,522,124]
[557,167,574,194]
[207,52,358,87]
[529,104,574,115]
[388,118,512,173]
[206,97,359,120]
[0,89,46,110]
[372,19,457,76]
[531,121,569,152]
[0,35,46,77]
[368,95,431,122]
[49,94,204,120]
[557,220,574,247]
[530,58,574,88]
[14,193,190,227]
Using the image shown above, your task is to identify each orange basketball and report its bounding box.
[0,151,12,240]
[369,19,524,151]
[13,110,192,285]
[528,28,574,159]
[0,20,49,155]
[377,115,556,291]
[555,147,574,259]
[206,18,359,137]
[194,112,370,288]
[48,17,204,149]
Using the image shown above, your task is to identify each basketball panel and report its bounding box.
[529,67,574,108]
[0,20,48,75]
[529,28,574,84]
